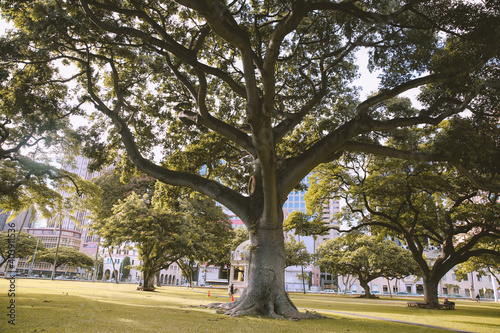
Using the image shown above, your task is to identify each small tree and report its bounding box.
[284,235,311,268]
[175,193,234,287]
[94,192,185,290]
[35,247,94,273]
[285,235,311,294]
[315,233,417,298]
[454,249,500,301]
[0,231,44,269]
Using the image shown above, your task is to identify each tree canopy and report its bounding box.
[1,0,499,318]
[315,233,418,297]
[0,32,90,214]
[0,231,44,269]
[93,192,186,289]
[34,246,94,270]
[306,154,500,302]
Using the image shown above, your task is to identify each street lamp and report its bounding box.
[28,236,40,277]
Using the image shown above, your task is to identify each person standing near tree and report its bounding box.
[476,294,480,302]
[229,284,234,297]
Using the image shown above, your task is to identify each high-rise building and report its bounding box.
[283,176,342,291]
[4,156,111,277]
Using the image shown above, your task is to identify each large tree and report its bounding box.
[306,155,500,304]
[315,233,417,298]
[1,0,499,318]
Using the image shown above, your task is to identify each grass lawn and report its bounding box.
[1,279,499,333]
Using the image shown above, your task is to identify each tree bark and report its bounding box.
[208,215,321,319]
[156,272,161,287]
[51,223,63,280]
[142,268,156,290]
[359,280,372,298]
[108,249,119,284]
[423,277,440,305]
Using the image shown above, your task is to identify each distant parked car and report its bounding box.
[106,278,116,282]
[395,291,410,295]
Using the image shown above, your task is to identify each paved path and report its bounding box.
[300,307,476,333]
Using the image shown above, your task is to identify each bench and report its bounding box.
[407,301,427,308]
[407,301,455,310]
[441,303,455,310]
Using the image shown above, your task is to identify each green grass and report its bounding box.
[1,279,499,333]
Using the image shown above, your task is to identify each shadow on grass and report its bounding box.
[1,289,445,333]
[1,280,497,333]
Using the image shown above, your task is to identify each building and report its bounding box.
[283,175,342,292]
[15,227,84,277]
[98,245,184,285]
[1,156,110,277]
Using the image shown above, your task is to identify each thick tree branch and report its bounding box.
[262,1,307,112]
[81,0,247,97]
[81,54,251,221]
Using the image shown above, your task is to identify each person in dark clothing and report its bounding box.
[444,297,455,306]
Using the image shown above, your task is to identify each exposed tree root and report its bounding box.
[204,292,325,320]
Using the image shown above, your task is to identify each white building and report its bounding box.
[98,245,185,286]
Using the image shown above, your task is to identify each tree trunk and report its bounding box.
[108,249,119,284]
[423,276,440,305]
[142,269,156,290]
[360,280,372,298]
[51,223,63,280]
[209,218,321,319]
[156,272,161,287]
[93,238,100,283]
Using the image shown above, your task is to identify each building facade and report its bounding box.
[15,228,84,277]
